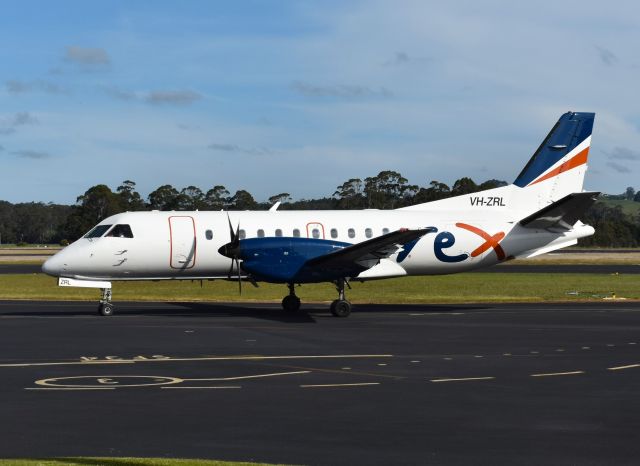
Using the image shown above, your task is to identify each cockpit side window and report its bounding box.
[106,224,134,238]
[84,224,113,238]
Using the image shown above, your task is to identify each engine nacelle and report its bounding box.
[236,237,352,283]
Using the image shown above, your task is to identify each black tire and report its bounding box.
[282,295,301,312]
[331,300,351,318]
[98,303,114,316]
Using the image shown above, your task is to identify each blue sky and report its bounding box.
[1,0,639,204]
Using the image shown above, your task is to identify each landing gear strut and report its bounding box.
[330,278,352,318]
[281,283,301,312]
[98,288,114,316]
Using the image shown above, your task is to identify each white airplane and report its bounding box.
[43,111,598,317]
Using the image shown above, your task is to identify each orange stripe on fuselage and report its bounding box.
[529,146,589,186]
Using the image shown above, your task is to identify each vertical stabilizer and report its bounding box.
[512,112,594,206]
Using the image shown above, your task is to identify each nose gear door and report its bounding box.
[169,216,197,269]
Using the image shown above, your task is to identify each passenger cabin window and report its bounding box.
[293,228,300,237]
[382,228,390,235]
[84,224,112,238]
[257,229,265,238]
[312,228,320,239]
[205,229,213,240]
[365,228,373,238]
[239,229,246,239]
[105,224,133,238]
[275,229,283,237]
[330,228,338,239]
[348,228,355,239]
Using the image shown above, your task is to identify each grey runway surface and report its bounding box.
[1,300,640,465]
[2,263,640,274]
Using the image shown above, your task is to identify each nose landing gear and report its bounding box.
[98,288,114,316]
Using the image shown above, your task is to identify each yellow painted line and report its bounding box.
[161,386,241,390]
[608,363,640,371]
[0,354,393,368]
[430,377,495,383]
[300,382,380,388]
[187,370,310,381]
[530,371,584,378]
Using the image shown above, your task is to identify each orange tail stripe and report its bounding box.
[529,146,589,186]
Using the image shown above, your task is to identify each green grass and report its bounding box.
[599,199,640,217]
[0,273,636,303]
[0,459,280,466]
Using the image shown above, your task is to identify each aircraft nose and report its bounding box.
[42,254,64,277]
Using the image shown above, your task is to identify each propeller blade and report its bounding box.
[227,213,236,243]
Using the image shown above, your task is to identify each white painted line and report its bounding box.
[474,355,483,359]
[430,377,495,383]
[530,351,539,354]
[187,370,310,381]
[161,386,241,390]
[410,360,421,363]
[377,363,387,366]
[0,354,393,368]
[503,353,512,356]
[301,382,380,388]
[555,349,565,352]
[443,357,452,361]
[409,313,425,316]
[530,371,584,378]
[608,363,640,371]
[628,342,637,345]
[341,367,351,370]
[582,347,590,350]
[607,344,615,347]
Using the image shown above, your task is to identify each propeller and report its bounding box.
[218,214,243,293]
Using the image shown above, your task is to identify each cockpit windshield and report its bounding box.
[84,224,113,238]
[106,224,134,238]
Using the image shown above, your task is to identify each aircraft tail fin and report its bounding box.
[513,111,594,203]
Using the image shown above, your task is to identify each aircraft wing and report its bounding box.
[519,191,599,231]
[304,227,436,271]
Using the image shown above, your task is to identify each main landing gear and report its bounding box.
[282,283,301,312]
[330,278,352,318]
[98,288,114,316]
[280,279,352,317]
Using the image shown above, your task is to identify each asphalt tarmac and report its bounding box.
[2,263,640,275]
[1,300,639,465]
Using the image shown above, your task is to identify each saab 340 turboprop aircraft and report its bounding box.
[43,111,598,317]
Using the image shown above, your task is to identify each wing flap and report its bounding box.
[305,228,436,271]
[519,191,599,230]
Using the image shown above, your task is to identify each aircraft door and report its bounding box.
[306,222,325,239]
[169,216,197,269]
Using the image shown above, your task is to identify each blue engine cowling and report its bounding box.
[235,237,356,283]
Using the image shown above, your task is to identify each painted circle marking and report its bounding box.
[35,375,183,388]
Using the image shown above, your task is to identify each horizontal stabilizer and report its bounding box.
[519,191,599,230]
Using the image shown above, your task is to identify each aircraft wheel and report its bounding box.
[331,300,351,318]
[98,303,114,316]
[282,295,301,312]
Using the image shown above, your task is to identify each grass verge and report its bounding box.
[0,459,280,466]
[0,273,636,303]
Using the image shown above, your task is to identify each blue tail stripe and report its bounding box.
[513,112,595,188]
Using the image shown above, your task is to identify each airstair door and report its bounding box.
[169,216,196,269]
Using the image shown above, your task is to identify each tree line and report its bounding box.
[0,173,639,247]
